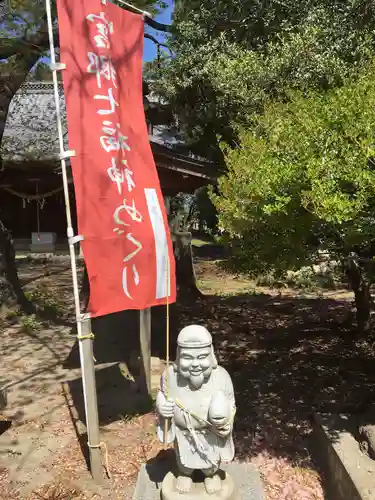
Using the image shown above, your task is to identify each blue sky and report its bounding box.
[2,1,174,68]
[143,0,174,62]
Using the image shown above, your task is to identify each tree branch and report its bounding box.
[144,33,172,55]
[0,18,52,59]
[0,9,171,60]
[144,17,171,33]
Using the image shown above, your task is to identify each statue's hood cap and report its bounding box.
[177,325,212,348]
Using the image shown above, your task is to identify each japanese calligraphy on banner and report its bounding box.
[56,0,176,317]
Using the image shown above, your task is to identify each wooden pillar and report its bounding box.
[139,308,152,395]
[172,230,202,299]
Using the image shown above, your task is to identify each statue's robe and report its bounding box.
[157,366,236,470]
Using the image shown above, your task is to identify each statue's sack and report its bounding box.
[208,391,231,424]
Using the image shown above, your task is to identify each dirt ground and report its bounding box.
[1,255,374,499]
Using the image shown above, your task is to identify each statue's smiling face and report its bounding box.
[178,347,213,389]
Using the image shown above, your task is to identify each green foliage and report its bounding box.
[21,313,41,333]
[5,307,20,319]
[213,62,375,273]
[0,0,166,78]
[1,0,45,33]
[172,0,375,51]
[0,0,47,79]
[25,284,63,315]
[256,264,343,291]
[151,1,375,159]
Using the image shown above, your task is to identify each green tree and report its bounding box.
[0,0,50,311]
[213,62,375,332]
[0,0,166,311]
[152,1,375,160]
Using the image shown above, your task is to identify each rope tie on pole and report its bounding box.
[76,332,97,362]
[50,62,66,71]
[77,333,95,341]
[88,441,111,479]
[59,150,76,160]
[69,235,84,245]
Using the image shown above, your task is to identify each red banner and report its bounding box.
[56,0,176,317]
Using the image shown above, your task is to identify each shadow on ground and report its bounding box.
[5,273,375,483]
[67,363,153,426]
[174,293,375,467]
[192,244,227,260]
[61,290,375,468]
[63,306,178,370]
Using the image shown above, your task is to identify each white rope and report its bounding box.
[112,0,152,18]
[0,185,67,200]
[45,0,89,416]
[182,411,218,467]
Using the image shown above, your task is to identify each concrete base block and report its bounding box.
[132,455,265,500]
[313,413,375,500]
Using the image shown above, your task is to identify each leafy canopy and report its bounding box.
[213,62,375,273]
[0,0,166,80]
[152,1,375,160]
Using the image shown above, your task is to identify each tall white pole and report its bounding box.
[45,0,103,482]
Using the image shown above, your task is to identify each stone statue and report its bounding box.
[156,325,236,497]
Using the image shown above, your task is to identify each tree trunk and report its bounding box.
[345,256,373,333]
[0,19,50,312]
[0,220,32,312]
[168,209,202,301]
[172,231,203,300]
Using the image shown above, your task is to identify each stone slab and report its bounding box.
[161,470,237,500]
[132,459,265,500]
[312,413,375,500]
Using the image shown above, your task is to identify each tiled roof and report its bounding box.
[1,81,184,163]
[1,81,218,193]
[2,82,68,163]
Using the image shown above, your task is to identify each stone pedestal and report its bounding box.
[132,455,265,500]
[161,470,238,500]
